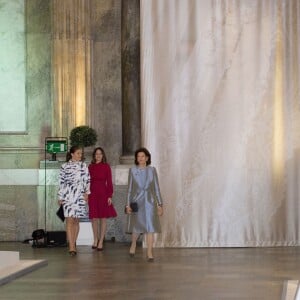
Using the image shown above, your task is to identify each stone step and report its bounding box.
[0,251,19,270]
[282,280,300,300]
[0,251,47,286]
[0,259,47,286]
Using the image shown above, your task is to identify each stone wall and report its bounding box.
[0,0,125,241]
[91,0,122,166]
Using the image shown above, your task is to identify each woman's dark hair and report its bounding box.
[134,147,151,166]
[66,145,82,162]
[91,147,107,164]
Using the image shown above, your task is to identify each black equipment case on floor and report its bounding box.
[46,231,67,247]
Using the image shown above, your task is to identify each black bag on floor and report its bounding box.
[32,229,47,248]
[46,231,67,247]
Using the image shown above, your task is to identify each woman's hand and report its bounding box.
[125,205,132,214]
[83,193,89,202]
[58,200,63,206]
[157,205,163,216]
[108,198,112,206]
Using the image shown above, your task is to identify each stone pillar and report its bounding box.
[121,0,141,163]
[51,0,92,138]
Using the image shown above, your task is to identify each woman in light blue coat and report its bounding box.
[125,147,163,261]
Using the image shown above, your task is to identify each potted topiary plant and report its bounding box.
[69,125,98,160]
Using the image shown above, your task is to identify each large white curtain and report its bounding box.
[141,0,300,247]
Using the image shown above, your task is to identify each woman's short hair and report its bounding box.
[134,147,151,166]
[91,147,107,164]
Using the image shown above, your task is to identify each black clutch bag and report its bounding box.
[56,205,65,222]
[130,202,138,212]
[124,202,138,214]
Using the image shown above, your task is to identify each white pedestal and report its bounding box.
[0,251,48,285]
[77,222,93,245]
[0,251,19,270]
[282,280,300,300]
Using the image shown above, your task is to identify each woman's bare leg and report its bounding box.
[97,218,107,249]
[91,219,99,247]
[146,233,154,259]
[74,218,80,249]
[66,217,76,252]
[66,217,72,251]
[129,233,139,256]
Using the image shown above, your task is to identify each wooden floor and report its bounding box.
[0,242,300,300]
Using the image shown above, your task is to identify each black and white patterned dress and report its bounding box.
[58,160,90,218]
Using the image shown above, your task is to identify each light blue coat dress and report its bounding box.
[126,166,163,234]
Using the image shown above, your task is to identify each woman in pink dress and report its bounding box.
[88,147,117,250]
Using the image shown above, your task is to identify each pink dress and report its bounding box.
[88,162,117,219]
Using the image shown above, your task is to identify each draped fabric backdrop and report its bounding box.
[140,0,300,247]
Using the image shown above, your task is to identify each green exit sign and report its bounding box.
[46,140,67,153]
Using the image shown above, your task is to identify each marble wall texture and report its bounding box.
[91,0,122,166]
[0,0,51,167]
[0,0,51,241]
[0,0,26,132]
[0,0,127,241]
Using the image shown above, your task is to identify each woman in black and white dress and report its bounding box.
[58,145,90,255]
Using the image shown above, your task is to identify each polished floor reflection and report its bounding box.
[0,242,300,299]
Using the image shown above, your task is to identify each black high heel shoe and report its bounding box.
[97,240,103,251]
[92,240,98,249]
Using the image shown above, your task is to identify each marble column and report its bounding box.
[121,0,141,163]
[51,0,92,138]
